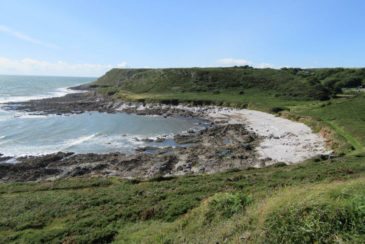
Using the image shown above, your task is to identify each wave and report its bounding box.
[0,87,85,104]
[0,135,96,157]
[15,114,50,119]
[61,133,147,151]
[0,132,180,158]
[62,134,98,149]
[0,144,64,158]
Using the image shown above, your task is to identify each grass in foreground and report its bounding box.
[1,155,365,243]
[116,175,365,243]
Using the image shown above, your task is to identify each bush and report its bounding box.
[265,201,365,243]
[322,78,340,90]
[263,181,365,243]
[274,162,287,167]
[204,192,252,223]
[160,99,179,105]
[107,90,116,96]
[270,107,287,113]
[342,76,363,88]
[334,76,363,90]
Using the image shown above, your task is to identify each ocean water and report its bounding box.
[0,75,203,157]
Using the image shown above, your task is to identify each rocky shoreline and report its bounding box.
[0,123,260,182]
[0,92,264,182]
[0,91,329,182]
[3,92,198,117]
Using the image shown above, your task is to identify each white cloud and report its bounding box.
[116,61,128,68]
[217,58,251,66]
[217,58,275,69]
[0,57,128,77]
[256,63,275,68]
[0,25,59,49]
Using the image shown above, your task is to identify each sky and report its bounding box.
[0,0,365,76]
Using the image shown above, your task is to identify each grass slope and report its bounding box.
[293,95,365,154]
[94,67,333,101]
[116,176,365,243]
[94,67,365,101]
[1,156,365,243]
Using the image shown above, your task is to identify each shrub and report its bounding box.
[274,162,287,167]
[334,76,363,90]
[107,90,116,96]
[270,107,287,113]
[263,181,365,243]
[342,76,363,88]
[204,192,252,223]
[322,78,339,88]
[160,99,179,105]
[265,201,365,243]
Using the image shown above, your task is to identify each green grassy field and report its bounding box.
[2,68,365,243]
[1,155,365,243]
[94,67,365,101]
[114,88,313,111]
[293,95,365,154]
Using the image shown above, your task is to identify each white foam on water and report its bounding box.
[0,144,66,158]
[0,85,85,124]
[61,134,99,150]
[0,87,84,104]
[13,112,51,119]
[0,84,202,158]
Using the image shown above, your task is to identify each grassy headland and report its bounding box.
[1,67,365,243]
[94,66,365,102]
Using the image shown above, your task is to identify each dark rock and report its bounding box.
[155,137,166,143]
[217,149,232,158]
[241,143,253,150]
[174,134,200,144]
[141,138,154,143]
[92,164,108,171]
[0,156,12,162]
[135,146,160,152]
[69,167,91,177]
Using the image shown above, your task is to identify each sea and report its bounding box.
[0,75,203,158]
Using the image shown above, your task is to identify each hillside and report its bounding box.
[92,67,365,102]
[1,154,365,243]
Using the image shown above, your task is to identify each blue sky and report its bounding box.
[0,0,365,76]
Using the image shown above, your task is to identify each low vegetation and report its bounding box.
[262,178,365,243]
[293,95,365,154]
[2,67,365,243]
[1,155,365,243]
[94,67,365,101]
